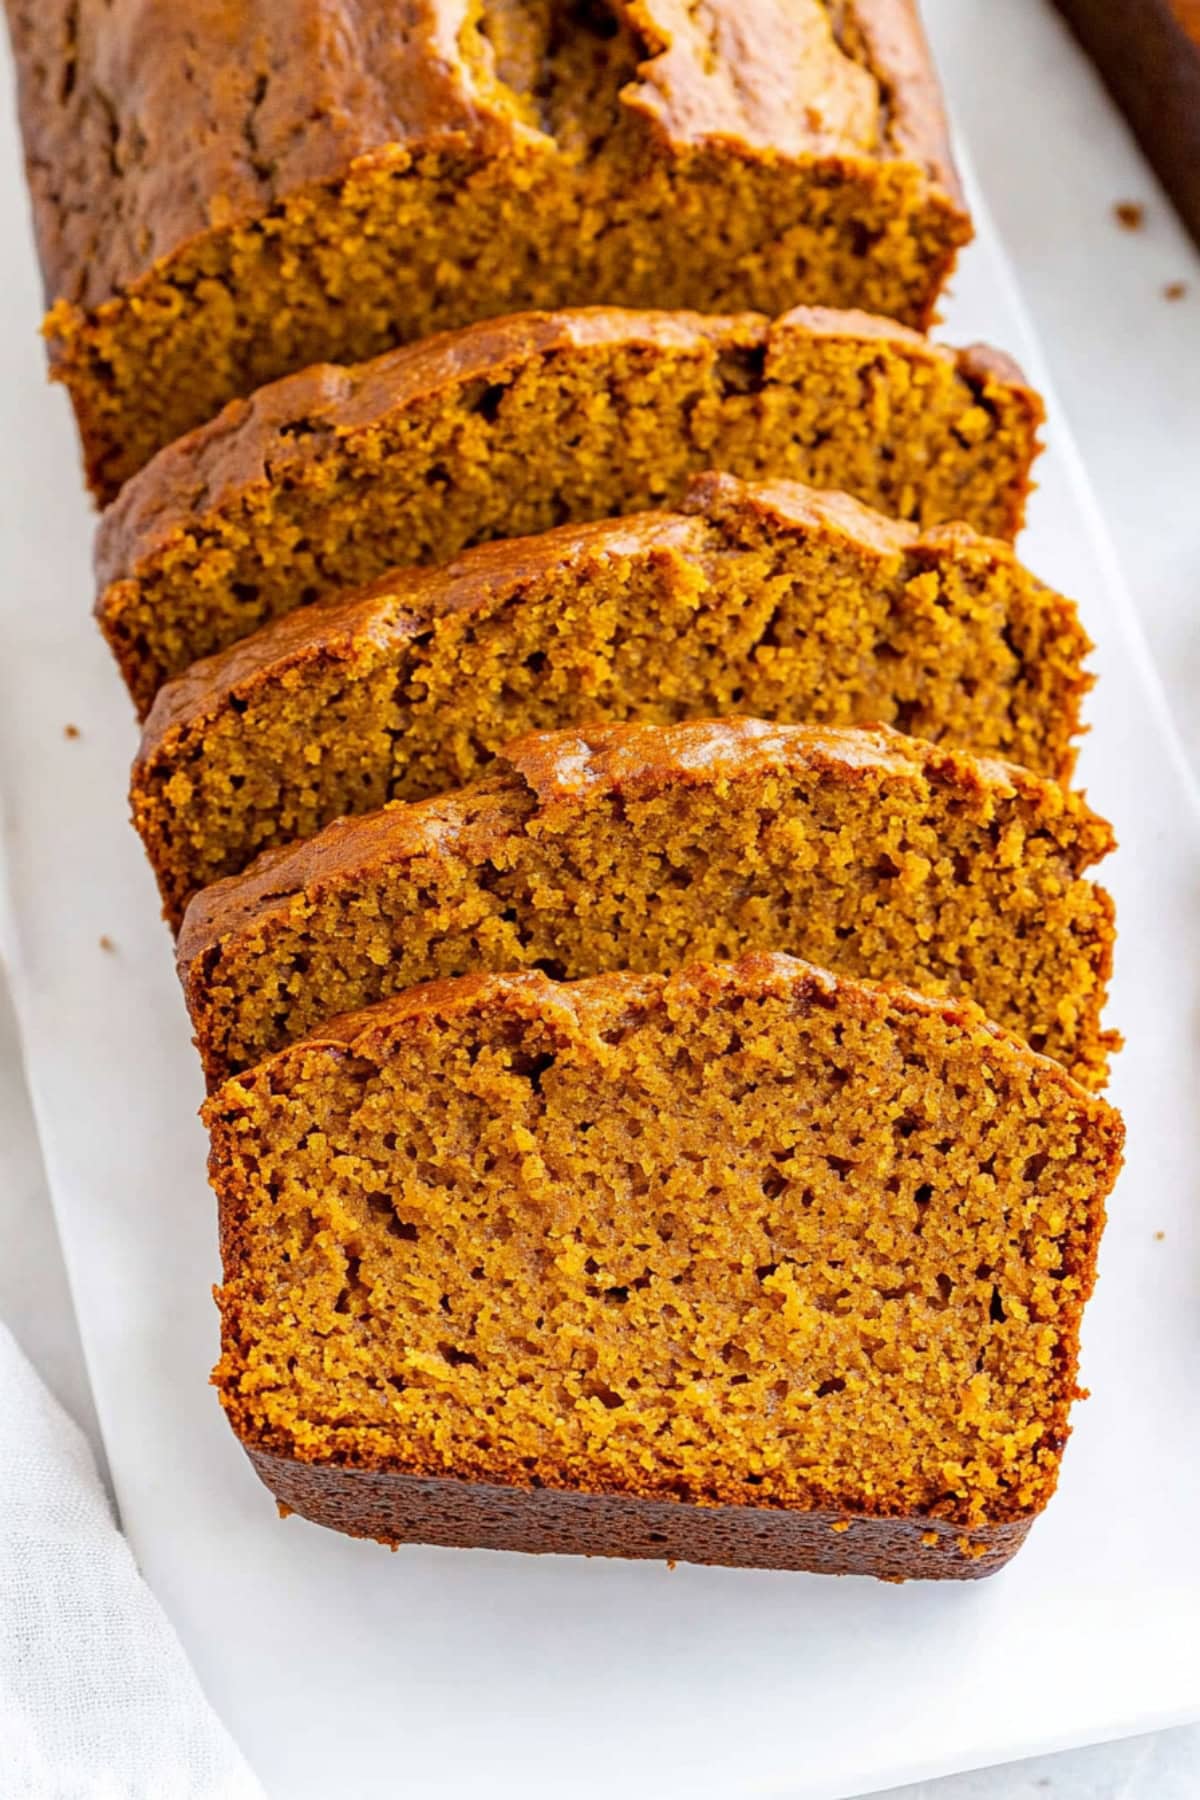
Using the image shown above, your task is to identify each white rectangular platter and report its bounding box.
[2,13,1199,1795]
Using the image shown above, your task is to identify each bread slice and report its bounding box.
[178,719,1117,1091]
[10,0,970,500]
[133,472,1083,927]
[97,308,1043,713]
[208,954,1123,1578]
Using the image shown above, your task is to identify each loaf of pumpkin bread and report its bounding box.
[209,954,1123,1576]
[97,308,1043,714]
[6,0,972,500]
[178,719,1117,1092]
[132,472,1081,926]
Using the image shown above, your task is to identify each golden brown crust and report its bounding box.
[499,716,1035,813]
[684,468,1041,569]
[8,1,964,315]
[844,0,964,200]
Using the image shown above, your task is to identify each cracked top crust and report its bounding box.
[7,0,963,314]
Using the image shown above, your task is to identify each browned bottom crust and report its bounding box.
[245,1444,1030,1581]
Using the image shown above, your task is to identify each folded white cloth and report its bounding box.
[0,1323,264,1800]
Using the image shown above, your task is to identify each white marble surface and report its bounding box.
[1,0,1198,1793]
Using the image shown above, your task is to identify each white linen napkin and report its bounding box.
[0,1322,264,1800]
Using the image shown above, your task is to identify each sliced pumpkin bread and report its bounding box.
[178,719,1117,1090]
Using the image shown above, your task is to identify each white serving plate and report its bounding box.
[1,16,1198,1796]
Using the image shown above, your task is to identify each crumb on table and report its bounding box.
[1164,282,1188,301]
[63,723,80,739]
[99,935,116,953]
[1113,201,1145,230]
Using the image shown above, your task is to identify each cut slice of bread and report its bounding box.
[178,719,1117,1090]
[209,954,1122,1577]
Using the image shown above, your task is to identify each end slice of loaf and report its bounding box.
[178,719,1117,1091]
[11,0,970,499]
[134,471,1085,927]
[208,954,1123,1578]
[98,307,1043,713]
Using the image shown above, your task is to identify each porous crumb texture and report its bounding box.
[97,308,1043,713]
[209,956,1122,1573]
[8,0,972,499]
[134,473,1083,922]
[178,719,1118,1092]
